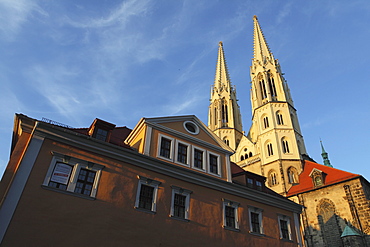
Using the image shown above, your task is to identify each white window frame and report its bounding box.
[43,152,103,198]
[222,199,239,230]
[207,151,221,177]
[134,176,161,213]
[248,206,264,234]
[174,140,191,166]
[157,134,174,162]
[278,214,292,240]
[192,146,206,171]
[170,186,192,220]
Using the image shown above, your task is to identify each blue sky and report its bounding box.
[1,0,370,181]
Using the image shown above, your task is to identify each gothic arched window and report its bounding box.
[276,111,284,125]
[268,170,278,186]
[282,138,290,154]
[221,98,228,127]
[262,116,269,129]
[259,79,267,99]
[287,167,298,184]
[267,143,273,156]
[268,75,277,99]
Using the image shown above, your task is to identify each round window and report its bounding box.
[183,121,199,135]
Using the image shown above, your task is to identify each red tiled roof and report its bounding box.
[287,160,360,196]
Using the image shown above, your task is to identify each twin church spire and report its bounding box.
[208,16,308,194]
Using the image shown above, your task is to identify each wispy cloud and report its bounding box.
[0,0,47,40]
[64,0,151,29]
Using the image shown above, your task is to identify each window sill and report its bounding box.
[41,185,96,200]
[280,238,293,242]
[169,216,190,222]
[249,231,265,237]
[223,226,240,232]
[134,207,156,214]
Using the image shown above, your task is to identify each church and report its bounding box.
[208,16,370,246]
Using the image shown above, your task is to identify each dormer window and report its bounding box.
[309,168,326,188]
[95,128,108,141]
[88,118,116,142]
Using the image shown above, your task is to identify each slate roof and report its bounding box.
[287,160,360,196]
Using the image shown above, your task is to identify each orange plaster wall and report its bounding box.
[2,138,299,247]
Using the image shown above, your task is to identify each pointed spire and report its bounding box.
[320,140,333,167]
[253,15,274,64]
[214,41,231,91]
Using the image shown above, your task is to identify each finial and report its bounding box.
[253,15,258,20]
[219,41,223,46]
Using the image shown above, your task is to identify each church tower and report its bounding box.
[208,42,244,151]
[249,15,307,162]
[226,16,309,195]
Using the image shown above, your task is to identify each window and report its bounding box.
[249,207,263,234]
[208,152,220,175]
[268,75,277,99]
[177,143,188,164]
[160,137,172,159]
[158,134,174,160]
[287,167,298,184]
[268,170,278,186]
[183,121,199,135]
[309,169,325,188]
[138,185,154,210]
[74,168,96,195]
[314,176,323,187]
[170,186,192,220]
[282,138,290,154]
[267,143,273,156]
[135,176,161,213]
[221,98,228,127]
[223,199,239,230]
[95,128,108,141]
[247,178,254,188]
[278,215,292,240]
[256,181,262,191]
[259,79,267,99]
[276,111,284,125]
[193,147,205,170]
[263,116,269,129]
[43,152,104,198]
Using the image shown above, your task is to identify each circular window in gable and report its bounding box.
[183,121,199,135]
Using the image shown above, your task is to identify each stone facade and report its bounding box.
[289,177,370,246]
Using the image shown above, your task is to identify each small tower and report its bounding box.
[208,42,244,151]
[320,140,332,167]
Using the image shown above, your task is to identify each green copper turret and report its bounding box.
[320,140,333,167]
